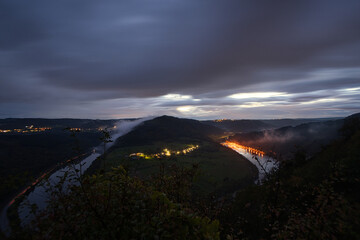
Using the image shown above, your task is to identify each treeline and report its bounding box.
[10,164,219,239]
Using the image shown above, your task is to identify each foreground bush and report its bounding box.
[15,166,219,240]
[219,128,360,240]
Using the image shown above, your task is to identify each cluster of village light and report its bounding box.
[222,141,265,157]
[69,127,104,132]
[0,125,52,133]
[0,125,118,134]
[129,145,199,159]
[70,126,117,132]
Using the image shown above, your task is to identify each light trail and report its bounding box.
[222,141,265,157]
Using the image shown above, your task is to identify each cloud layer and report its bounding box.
[1,0,359,119]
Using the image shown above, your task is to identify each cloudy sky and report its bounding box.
[1,0,359,119]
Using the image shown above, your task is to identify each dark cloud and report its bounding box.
[0,0,359,118]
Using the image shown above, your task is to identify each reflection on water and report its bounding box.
[18,117,154,226]
[221,141,277,184]
[18,153,101,225]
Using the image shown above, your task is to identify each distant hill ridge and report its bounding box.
[202,117,340,133]
[0,118,122,129]
[229,112,360,158]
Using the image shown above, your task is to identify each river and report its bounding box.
[0,117,151,235]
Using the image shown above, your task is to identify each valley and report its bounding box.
[1,114,359,239]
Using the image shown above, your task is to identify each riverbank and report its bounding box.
[0,151,91,236]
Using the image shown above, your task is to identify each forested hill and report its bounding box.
[202,117,337,133]
[228,116,348,158]
[220,113,360,239]
[10,115,360,239]
[88,115,255,197]
[112,115,224,148]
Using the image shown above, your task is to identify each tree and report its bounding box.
[13,167,219,240]
[99,128,113,170]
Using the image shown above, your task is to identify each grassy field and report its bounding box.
[103,139,258,196]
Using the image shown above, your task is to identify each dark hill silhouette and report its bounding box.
[112,116,223,148]
[91,116,257,197]
[221,114,360,239]
[203,118,336,133]
[228,114,359,158]
[203,120,272,132]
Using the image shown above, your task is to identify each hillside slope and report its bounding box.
[91,116,257,196]
[112,115,224,148]
[229,117,346,158]
[220,115,360,239]
[203,118,336,133]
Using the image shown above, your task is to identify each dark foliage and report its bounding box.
[219,119,360,239]
[11,166,219,240]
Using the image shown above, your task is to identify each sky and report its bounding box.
[1,0,360,120]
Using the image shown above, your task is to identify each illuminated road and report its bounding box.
[221,141,277,183]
